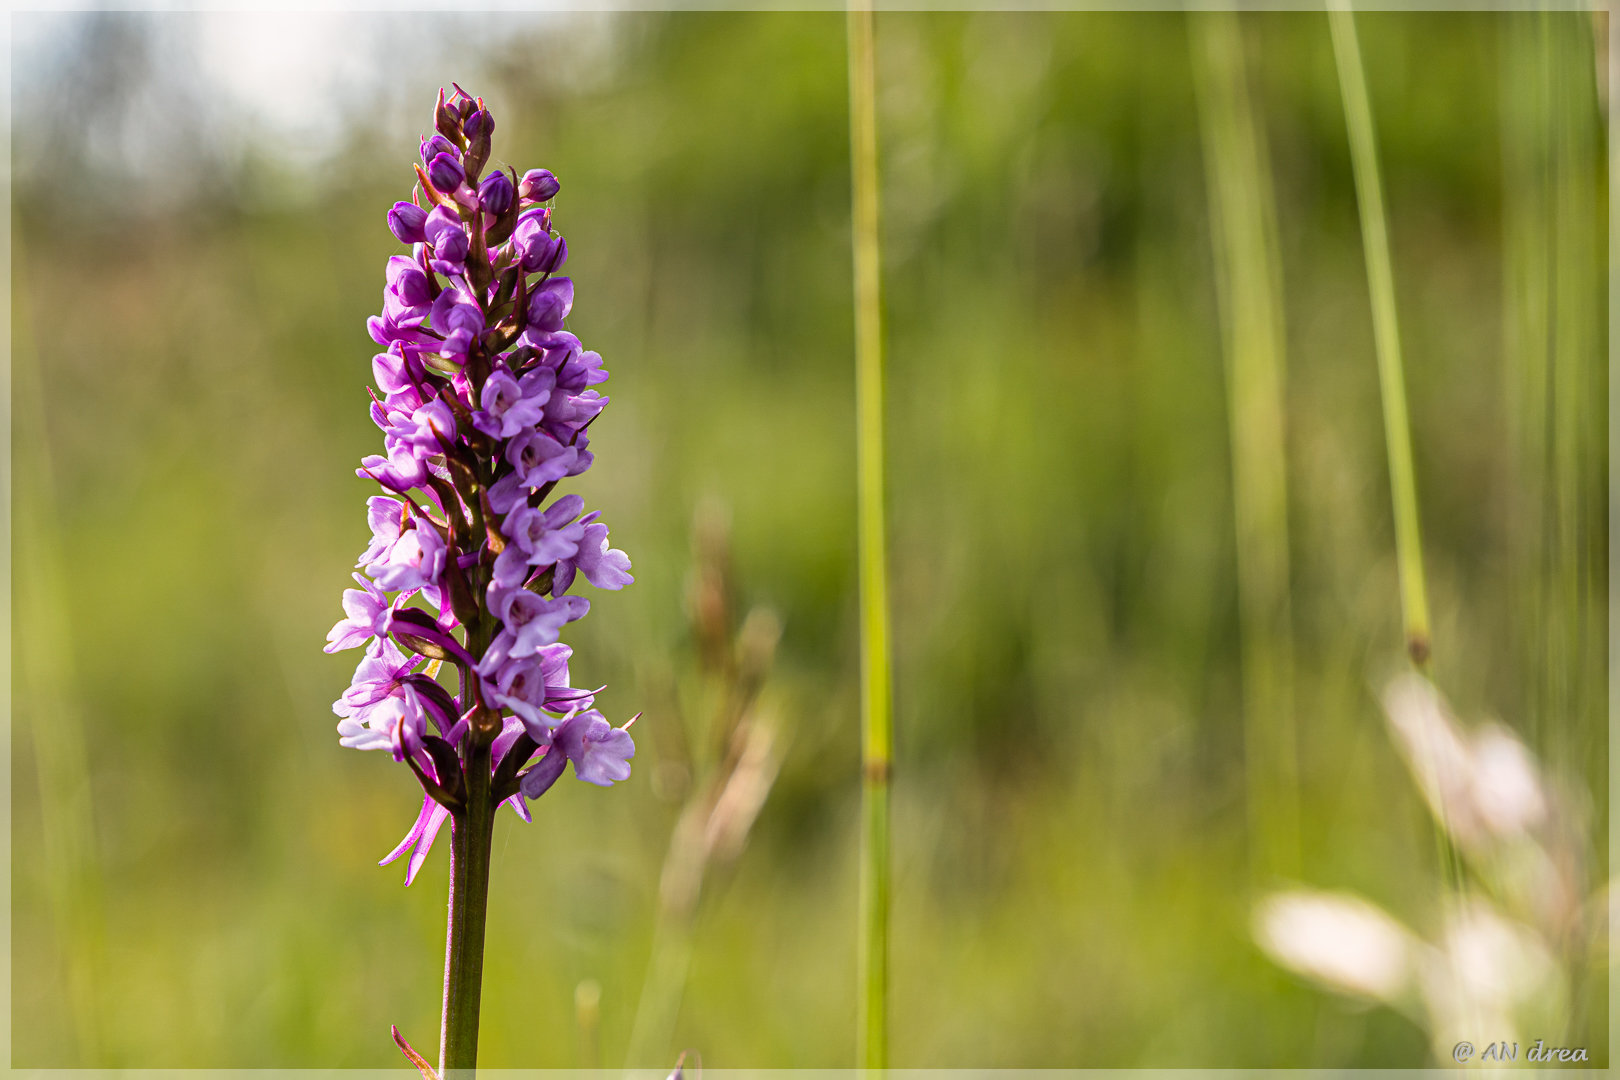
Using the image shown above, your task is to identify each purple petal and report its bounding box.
[405,803,451,886]
[380,795,436,866]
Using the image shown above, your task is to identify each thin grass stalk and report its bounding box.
[625,723,780,1064]
[626,623,780,1065]
[1190,11,1300,882]
[1604,6,1617,1047]
[1541,14,1605,1041]
[1499,10,1553,753]
[1530,9,1576,784]
[1328,6,1433,673]
[625,905,696,1064]
[1548,13,1579,781]
[1328,10,1474,1037]
[1546,12,1605,793]
[846,1,892,1068]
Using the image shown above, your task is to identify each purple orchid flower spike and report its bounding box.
[324,86,640,1077]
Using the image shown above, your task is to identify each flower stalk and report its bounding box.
[440,737,494,1078]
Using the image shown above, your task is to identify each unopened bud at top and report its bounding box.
[433,88,460,141]
[520,169,560,203]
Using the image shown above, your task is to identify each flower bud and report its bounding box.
[427,152,466,194]
[420,134,459,166]
[520,169,560,203]
[423,205,463,247]
[424,206,470,274]
[517,234,566,276]
[434,88,461,141]
[539,236,568,274]
[387,201,428,244]
[526,277,574,332]
[515,206,551,237]
[514,209,562,272]
[485,170,522,245]
[462,109,493,183]
[479,171,513,215]
[385,255,433,309]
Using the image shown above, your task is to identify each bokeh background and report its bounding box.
[10,9,1609,1068]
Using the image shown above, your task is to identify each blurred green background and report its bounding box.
[11,9,1608,1068]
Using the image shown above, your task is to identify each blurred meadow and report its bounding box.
[10,9,1609,1068]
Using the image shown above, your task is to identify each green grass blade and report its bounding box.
[1329,3,1471,945]
[846,2,892,1068]
[1328,5,1433,672]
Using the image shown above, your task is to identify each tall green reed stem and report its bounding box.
[1329,8,1468,981]
[1328,6,1433,673]
[1190,11,1299,882]
[846,1,892,1068]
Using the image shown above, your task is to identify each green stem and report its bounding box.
[859,760,890,1067]
[1329,8,1469,991]
[1328,5,1433,671]
[846,1,892,1069]
[439,738,494,1080]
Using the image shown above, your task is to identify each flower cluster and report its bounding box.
[327,85,635,884]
